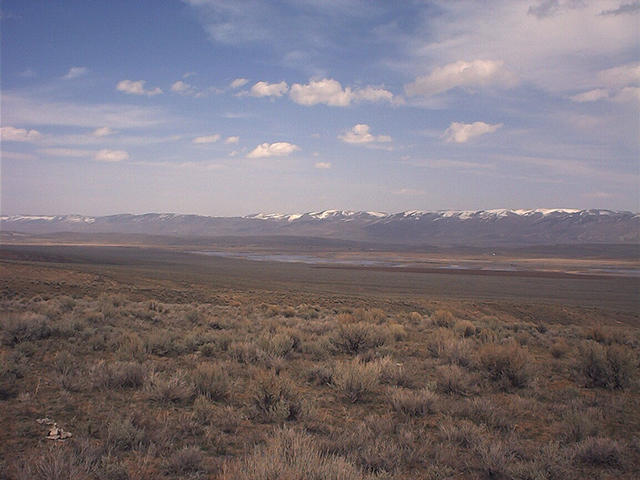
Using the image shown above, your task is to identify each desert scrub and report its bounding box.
[190,362,231,401]
[439,417,486,449]
[145,371,195,404]
[477,341,534,390]
[332,358,381,403]
[572,437,624,468]
[165,446,205,475]
[1,312,52,345]
[578,341,637,389]
[228,341,267,364]
[249,371,304,422]
[330,321,387,355]
[389,387,439,416]
[436,364,475,395]
[222,427,366,480]
[104,415,148,451]
[258,332,297,358]
[426,328,472,365]
[431,309,456,327]
[90,360,146,389]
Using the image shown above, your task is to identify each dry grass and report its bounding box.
[1,267,638,479]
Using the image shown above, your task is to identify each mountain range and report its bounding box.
[1,209,638,247]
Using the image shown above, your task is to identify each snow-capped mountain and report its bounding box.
[1,209,638,246]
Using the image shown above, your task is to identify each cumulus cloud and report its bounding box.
[225,136,239,144]
[405,60,516,97]
[1,126,41,142]
[250,81,288,97]
[230,78,248,89]
[193,134,221,144]
[171,80,196,95]
[63,66,88,79]
[92,126,115,137]
[314,162,331,169]
[246,142,300,158]
[338,124,391,145]
[289,78,393,107]
[94,149,129,162]
[442,122,503,143]
[116,80,163,96]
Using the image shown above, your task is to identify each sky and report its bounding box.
[1,0,639,216]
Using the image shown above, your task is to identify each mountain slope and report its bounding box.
[1,209,638,246]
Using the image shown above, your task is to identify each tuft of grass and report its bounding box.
[332,359,381,403]
[222,427,365,480]
[389,387,439,416]
[145,371,194,404]
[90,361,146,390]
[165,446,205,475]
[190,362,231,401]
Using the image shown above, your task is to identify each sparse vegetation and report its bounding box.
[0,248,638,479]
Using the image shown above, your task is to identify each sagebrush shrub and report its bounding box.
[221,427,365,480]
[250,372,304,422]
[1,313,52,345]
[389,387,439,416]
[332,358,381,403]
[191,362,231,401]
[579,341,636,389]
[477,341,533,390]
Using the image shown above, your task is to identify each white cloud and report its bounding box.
[612,86,640,103]
[338,124,392,145]
[92,126,115,137]
[3,93,167,129]
[116,80,163,96]
[0,126,41,142]
[250,81,288,97]
[405,60,516,97]
[598,62,640,89]
[314,162,331,169]
[393,188,426,196]
[193,134,221,144]
[405,2,638,94]
[1,151,38,161]
[247,142,300,158]
[354,86,394,103]
[570,89,610,102]
[37,147,129,162]
[63,66,88,79]
[289,78,393,106]
[570,63,640,103]
[230,78,248,89]
[442,122,503,143]
[38,148,94,158]
[225,136,239,144]
[94,149,129,162]
[171,80,196,95]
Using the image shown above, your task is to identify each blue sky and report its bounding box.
[1,0,638,216]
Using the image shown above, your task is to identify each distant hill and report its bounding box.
[2,209,638,247]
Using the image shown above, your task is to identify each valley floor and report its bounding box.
[0,245,639,479]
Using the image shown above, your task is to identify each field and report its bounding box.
[1,243,639,479]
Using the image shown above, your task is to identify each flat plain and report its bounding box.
[1,242,639,479]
